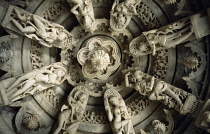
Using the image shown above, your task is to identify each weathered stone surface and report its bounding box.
[0,0,209,134]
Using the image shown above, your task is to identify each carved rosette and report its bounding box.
[22,115,40,131]
[77,37,120,80]
[152,120,166,134]
[0,47,13,63]
[164,0,176,4]
[91,50,110,72]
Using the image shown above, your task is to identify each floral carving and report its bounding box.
[164,0,177,5]
[0,46,13,63]
[179,56,199,70]
[77,37,120,80]
[30,41,44,69]
[136,2,161,29]
[22,115,40,131]
[153,120,166,134]
[91,50,110,71]
[42,1,68,21]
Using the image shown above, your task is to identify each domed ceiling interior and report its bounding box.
[0,0,210,134]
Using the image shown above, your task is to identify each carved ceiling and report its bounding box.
[0,0,210,134]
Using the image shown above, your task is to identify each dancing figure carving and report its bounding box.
[67,0,96,33]
[53,86,89,134]
[125,69,197,114]
[10,7,74,48]
[6,62,67,102]
[104,89,135,134]
[129,19,194,56]
[110,0,142,31]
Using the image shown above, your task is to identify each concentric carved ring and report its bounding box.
[77,37,121,80]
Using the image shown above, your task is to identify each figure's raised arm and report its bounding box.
[125,72,135,88]
[148,76,155,91]
[135,0,142,6]
[33,15,51,25]
[125,72,130,87]
[13,7,30,21]
[111,0,119,13]
[105,98,114,122]
[71,4,80,16]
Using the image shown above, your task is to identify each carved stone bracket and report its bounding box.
[129,9,210,56]
[1,5,75,49]
[0,62,67,106]
[110,0,142,31]
[53,85,89,134]
[104,89,135,134]
[67,0,96,33]
[124,69,198,114]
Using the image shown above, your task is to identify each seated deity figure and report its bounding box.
[130,19,194,56]
[110,0,141,31]
[6,63,67,101]
[67,0,95,33]
[125,70,183,107]
[53,88,89,134]
[10,7,73,48]
[105,95,134,134]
